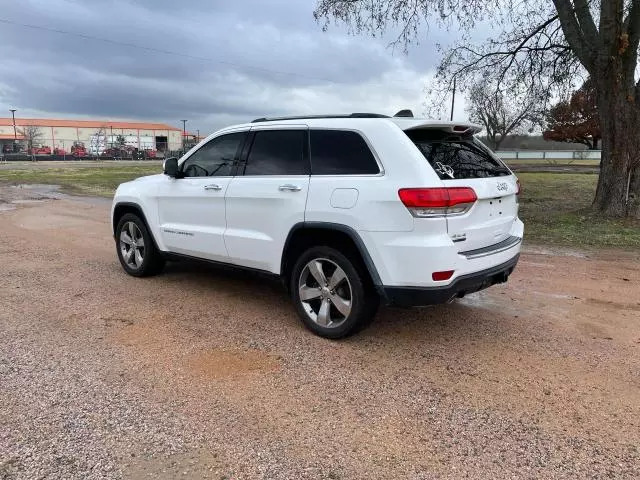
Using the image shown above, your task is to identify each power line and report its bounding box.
[0,17,335,84]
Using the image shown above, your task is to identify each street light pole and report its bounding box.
[181,119,187,149]
[196,129,200,142]
[9,109,17,142]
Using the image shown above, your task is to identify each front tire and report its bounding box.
[115,213,165,277]
[290,246,379,339]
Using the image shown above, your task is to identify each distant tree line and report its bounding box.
[465,77,600,152]
[477,134,590,151]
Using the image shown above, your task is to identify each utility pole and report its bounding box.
[181,119,187,150]
[196,129,200,142]
[450,78,456,121]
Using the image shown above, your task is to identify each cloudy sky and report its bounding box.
[0,0,465,133]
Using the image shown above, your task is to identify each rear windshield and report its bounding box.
[405,129,511,180]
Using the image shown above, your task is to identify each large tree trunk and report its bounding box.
[630,169,640,217]
[593,74,640,218]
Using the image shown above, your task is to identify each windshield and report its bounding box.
[405,130,511,180]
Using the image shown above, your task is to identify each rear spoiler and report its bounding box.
[391,118,483,135]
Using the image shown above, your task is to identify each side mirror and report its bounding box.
[163,157,179,177]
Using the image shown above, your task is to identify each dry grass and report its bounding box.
[518,173,640,248]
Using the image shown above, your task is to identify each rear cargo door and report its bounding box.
[444,176,519,251]
[404,129,519,251]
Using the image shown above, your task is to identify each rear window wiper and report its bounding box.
[493,167,511,175]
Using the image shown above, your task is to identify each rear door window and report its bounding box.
[310,130,379,175]
[243,130,309,175]
[405,130,510,179]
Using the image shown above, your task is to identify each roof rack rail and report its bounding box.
[251,113,389,123]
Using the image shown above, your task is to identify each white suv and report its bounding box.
[111,112,523,338]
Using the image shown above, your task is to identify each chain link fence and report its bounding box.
[0,138,197,162]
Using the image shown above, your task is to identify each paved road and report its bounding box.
[1,187,639,479]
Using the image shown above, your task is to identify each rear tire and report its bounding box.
[290,246,379,339]
[115,213,165,277]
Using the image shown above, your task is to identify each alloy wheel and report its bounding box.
[298,258,353,328]
[119,221,145,270]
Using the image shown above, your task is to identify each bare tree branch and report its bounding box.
[466,79,543,150]
[552,0,595,71]
[315,0,640,217]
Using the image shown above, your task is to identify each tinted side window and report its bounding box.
[181,132,246,177]
[310,130,379,175]
[244,130,308,175]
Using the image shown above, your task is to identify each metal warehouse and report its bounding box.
[0,117,183,156]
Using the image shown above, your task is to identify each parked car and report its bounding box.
[111,112,523,338]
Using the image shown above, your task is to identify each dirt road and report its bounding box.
[1,185,639,479]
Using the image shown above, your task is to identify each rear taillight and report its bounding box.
[398,187,477,217]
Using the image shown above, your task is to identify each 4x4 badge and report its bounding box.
[497,182,509,191]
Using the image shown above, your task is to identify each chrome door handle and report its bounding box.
[279,184,302,192]
[204,184,222,191]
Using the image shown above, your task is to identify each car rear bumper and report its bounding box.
[381,254,519,307]
[358,218,524,288]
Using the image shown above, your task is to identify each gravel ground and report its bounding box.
[1,185,639,479]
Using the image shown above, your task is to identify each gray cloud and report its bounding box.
[0,0,454,133]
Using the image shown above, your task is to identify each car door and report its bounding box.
[224,126,310,273]
[156,130,247,261]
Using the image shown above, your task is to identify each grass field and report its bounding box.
[0,164,638,248]
[0,164,161,197]
[518,173,640,248]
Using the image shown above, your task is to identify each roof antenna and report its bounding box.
[393,109,414,118]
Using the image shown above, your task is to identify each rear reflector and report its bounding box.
[398,187,477,217]
[432,270,454,281]
[516,179,522,196]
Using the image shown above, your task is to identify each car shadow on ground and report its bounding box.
[157,259,518,348]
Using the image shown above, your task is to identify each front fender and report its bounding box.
[111,177,166,251]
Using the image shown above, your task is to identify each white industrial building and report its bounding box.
[0,117,183,154]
